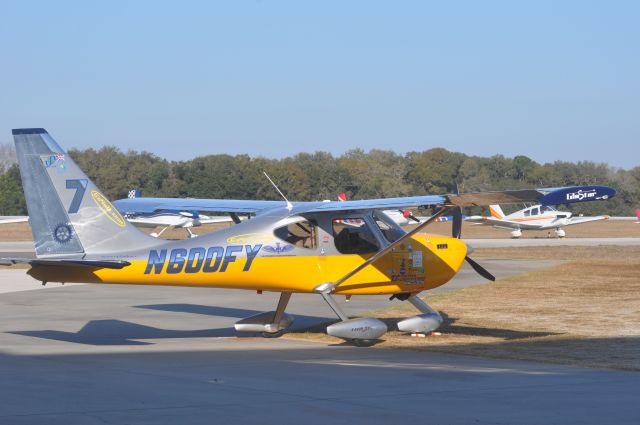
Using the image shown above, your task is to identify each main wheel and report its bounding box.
[352,339,377,347]
[261,330,285,338]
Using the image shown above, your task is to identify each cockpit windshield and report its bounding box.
[372,211,405,243]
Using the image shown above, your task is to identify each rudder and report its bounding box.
[489,205,505,219]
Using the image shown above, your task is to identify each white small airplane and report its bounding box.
[0,216,29,224]
[0,190,238,238]
[465,204,610,238]
[121,190,238,238]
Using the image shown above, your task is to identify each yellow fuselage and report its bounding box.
[28,234,467,295]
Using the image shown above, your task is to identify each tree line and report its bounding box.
[0,144,637,216]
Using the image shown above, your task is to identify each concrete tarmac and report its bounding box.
[0,257,638,424]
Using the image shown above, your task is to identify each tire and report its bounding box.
[352,339,377,347]
[261,330,285,338]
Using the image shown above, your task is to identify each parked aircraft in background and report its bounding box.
[122,190,236,238]
[465,204,610,238]
[0,192,237,238]
[0,216,28,224]
[1,129,617,345]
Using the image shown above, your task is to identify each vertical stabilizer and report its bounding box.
[489,205,505,219]
[13,128,157,258]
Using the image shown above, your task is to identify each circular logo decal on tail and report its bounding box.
[91,190,126,227]
[53,223,74,243]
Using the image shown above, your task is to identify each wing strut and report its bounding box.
[314,206,452,294]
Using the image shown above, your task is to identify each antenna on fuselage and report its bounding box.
[263,171,293,211]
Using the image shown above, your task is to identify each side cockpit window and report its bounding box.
[274,219,317,249]
[332,218,380,254]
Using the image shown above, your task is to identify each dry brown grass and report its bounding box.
[417,219,639,239]
[0,222,32,241]
[287,246,640,370]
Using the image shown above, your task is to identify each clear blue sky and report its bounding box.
[1,1,638,168]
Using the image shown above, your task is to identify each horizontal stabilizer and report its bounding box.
[0,258,131,269]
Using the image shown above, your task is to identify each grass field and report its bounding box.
[286,246,640,371]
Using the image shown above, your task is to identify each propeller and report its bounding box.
[451,205,495,281]
[452,206,462,238]
[464,255,495,281]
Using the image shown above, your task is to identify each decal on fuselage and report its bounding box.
[390,242,425,284]
[144,244,262,275]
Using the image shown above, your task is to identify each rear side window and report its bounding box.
[332,218,380,254]
[274,219,317,249]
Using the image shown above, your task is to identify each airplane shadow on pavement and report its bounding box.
[7,305,557,346]
[8,304,334,346]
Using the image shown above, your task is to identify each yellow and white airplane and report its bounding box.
[0,129,617,344]
[465,204,611,238]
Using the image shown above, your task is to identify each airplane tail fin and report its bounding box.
[489,205,505,219]
[13,128,157,258]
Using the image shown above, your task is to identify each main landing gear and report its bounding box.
[396,294,443,334]
[314,283,388,346]
[232,290,442,344]
[234,292,294,338]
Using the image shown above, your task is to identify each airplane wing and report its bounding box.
[113,198,286,215]
[198,216,237,224]
[113,186,616,216]
[0,216,28,224]
[464,216,544,230]
[564,215,610,226]
[125,215,234,228]
[300,186,616,213]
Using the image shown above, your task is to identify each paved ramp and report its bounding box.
[0,280,636,424]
